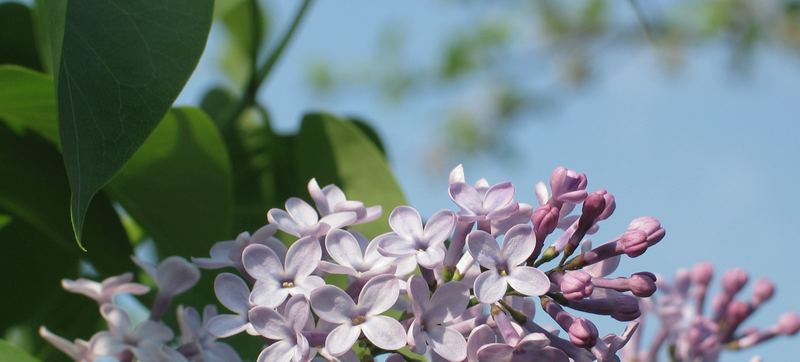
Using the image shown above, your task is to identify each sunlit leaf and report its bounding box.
[0,66,58,145]
[54,0,214,248]
[0,339,39,362]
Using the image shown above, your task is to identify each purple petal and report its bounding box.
[467,325,497,362]
[326,229,363,268]
[206,314,248,338]
[474,271,507,304]
[325,324,361,356]
[476,343,514,361]
[362,315,406,351]
[389,206,424,238]
[135,321,174,342]
[534,181,549,205]
[407,319,426,354]
[427,325,468,361]
[310,285,356,323]
[583,255,621,278]
[242,244,283,281]
[156,256,200,296]
[284,294,311,333]
[267,209,301,236]
[449,183,482,213]
[285,197,319,226]
[375,232,416,257]
[406,275,430,319]
[284,236,321,278]
[362,206,383,223]
[467,230,502,269]
[507,266,550,297]
[501,224,535,267]
[257,340,294,362]
[319,211,358,229]
[416,245,446,269]
[100,304,132,336]
[428,282,470,324]
[248,306,293,340]
[318,261,357,276]
[250,281,289,308]
[357,275,399,315]
[293,275,325,296]
[214,273,250,313]
[449,164,465,185]
[424,210,456,246]
[308,178,330,215]
[483,182,515,212]
[322,184,347,206]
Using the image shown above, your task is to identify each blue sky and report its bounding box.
[178,1,800,360]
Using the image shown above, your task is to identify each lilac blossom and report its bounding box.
[248,295,312,362]
[376,206,455,269]
[176,305,242,362]
[206,273,257,338]
[407,275,470,361]
[467,225,550,304]
[308,178,382,224]
[61,272,149,304]
[448,164,519,225]
[132,256,200,320]
[310,274,406,356]
[267,197,357,238]
[242,236,324,307]
[192,224,285,272]
[318,229,416,281]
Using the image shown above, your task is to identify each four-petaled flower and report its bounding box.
[249,295,312,362]
[376,206,455,268]
[407,275,470,361]
[268,197,356,238]
[192,225,285,272]
[318,228,416,280]
[308,178,382,224]
[310,274,406,356]
[468,225,550,304]
[61,272,149,305]
[448,165,519,223]
[243,236,324,307]
[206,273,256,338]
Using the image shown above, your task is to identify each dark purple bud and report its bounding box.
[596,189,616,221]
[560,270,594,300]
[691,262,714,286]
[777,313,800,335]
[629,272,657,297]
[726,300,751,324]
[610,295,642,321]
[568,318,598,348]
[620,230,649,257]
[579,192,607,225]
[550,167,588,203]
[532,204,559,237]
[752,278,775,305]
[722,268,749,295]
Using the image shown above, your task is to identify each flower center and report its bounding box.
[282,281,294,288]
[351,315,367,326]
[497,267,508,276]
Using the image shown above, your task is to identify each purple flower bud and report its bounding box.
[620,230,649,257]
[691,262,714,286]
[550,167,588,203]
[777,313,800,335]
[722,268,749,294]
[532,204,559,238]
[628,272,657,298]
[560,270,594,300]
[595,190,616,221]
[752,278,775,305]
[726,300,751,324]
[626,217,665,245]
[674,268,691,295]
[579,192,607,225]
[568,318,599,348]
[610,295,642,321]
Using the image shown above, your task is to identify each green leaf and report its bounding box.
[107,107,233,258]
[0,3,44,71]
[294,113,406,238]
[33,0,66,76]
[0,66,58,145]
[0,339,39,362]
[0,123,133,274]
[55,0,214,248]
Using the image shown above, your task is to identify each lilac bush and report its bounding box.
[43,165,741,361]
[624,263,800,361]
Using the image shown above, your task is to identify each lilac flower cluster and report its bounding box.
[624,263,800,362]
[191,166,667,361]
[40,258,241,362]
[42,166,668,361]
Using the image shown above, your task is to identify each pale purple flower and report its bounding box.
[99,304,174,356]
[376,206,455,269]
[267,197,357,238]
[176,305,241,362]
[448,165,519,223]
[310,274,405,356]
[39,327,121,362]
[136,341,190,362]
[308,178,382,224]
[476,331,569,362]
[491,202,533,237]
[249,295,312,362]
[206,273,256,338]
[192,224,285,272]
[590,322,639,362]
[61,272,149,304]
[318,229,416,280]
[243,236,324,308]
[407,275,470,361]
[467,225,550,304]
[133,256,200,299]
